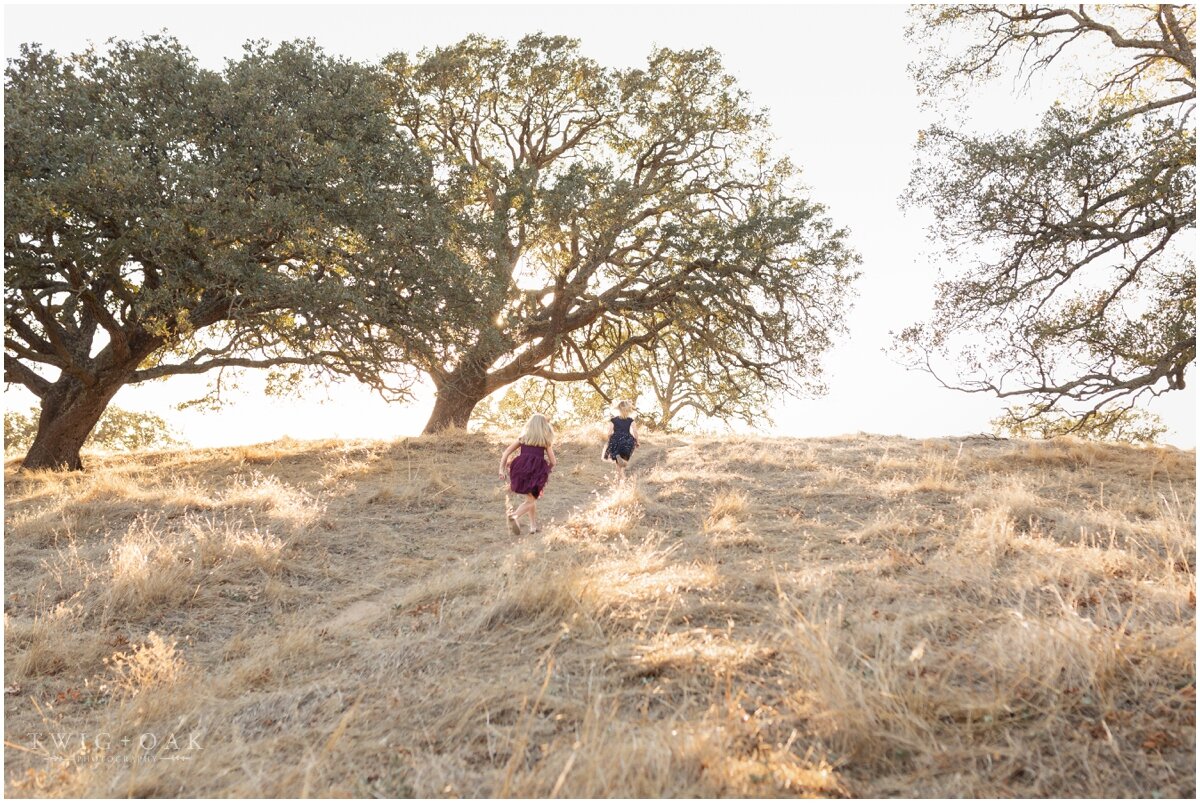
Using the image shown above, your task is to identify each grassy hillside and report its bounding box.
[3,430,1195,797]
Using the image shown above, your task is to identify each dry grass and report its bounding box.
[3,431,1194,797]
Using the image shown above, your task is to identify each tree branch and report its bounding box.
[4,358,53,398]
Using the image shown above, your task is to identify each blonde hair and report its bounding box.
[519,413,554,448]
[615,399,634,418]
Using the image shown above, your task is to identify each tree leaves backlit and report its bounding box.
[383,34,860,432]
[4,36,446,468]
[900,4,1195,440]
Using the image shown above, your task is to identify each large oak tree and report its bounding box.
[385,35,859,432]
[4,36,448,469]
[900,5,1195,434]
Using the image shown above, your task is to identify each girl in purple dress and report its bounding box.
[498,413,556,535]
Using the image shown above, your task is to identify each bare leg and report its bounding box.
[512,494,538,530]
[512,498,531,519]
[512,494,538,532]
[615,456,627,482]
[506,498,522,535]
[528,496,539,533]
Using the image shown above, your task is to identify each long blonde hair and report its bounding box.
[519,413,554,448]
[615,399,634,418]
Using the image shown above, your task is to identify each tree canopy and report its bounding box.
[899,4,1196,436]
[4,35,447,469]
[6,32,859,465]
[383,34,860,432]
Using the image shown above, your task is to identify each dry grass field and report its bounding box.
[3,429,1195,797]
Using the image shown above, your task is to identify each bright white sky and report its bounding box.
[4,2,1196,448]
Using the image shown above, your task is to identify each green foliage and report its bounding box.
[385,34,859,430]
[992,405,1168,445]
[597,326,776,432]
[89,407,187,451]
[5,31,858,464]
[900,5,1195,427]
[4,406,185,454]
[5,34,450,466]
[472,378,608,432]
[3,408,34,453]
[472,321,778,434]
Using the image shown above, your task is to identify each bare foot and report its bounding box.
[507,515,521,536]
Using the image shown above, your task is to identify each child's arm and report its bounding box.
[498,442,519,478]
[546,445,557,469]
[631,420,640,444]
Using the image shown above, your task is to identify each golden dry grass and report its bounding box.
[3,430,1195,797]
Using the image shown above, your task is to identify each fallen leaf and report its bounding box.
[908,639,927,663]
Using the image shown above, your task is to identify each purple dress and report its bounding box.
[509,444,551,498]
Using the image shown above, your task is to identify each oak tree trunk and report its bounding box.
[22,377,125,471]
[422,369,490,434]
[422,392,479,433]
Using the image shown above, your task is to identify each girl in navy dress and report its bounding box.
[602,400,639,481]
[499,413,556,535]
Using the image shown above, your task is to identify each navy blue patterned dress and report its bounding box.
[604,416,638,461]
